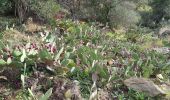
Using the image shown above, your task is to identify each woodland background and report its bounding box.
[1,0,170,100]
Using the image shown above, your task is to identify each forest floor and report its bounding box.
[0,16,170,100]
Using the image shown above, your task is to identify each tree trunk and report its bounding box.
[13,0,29,23]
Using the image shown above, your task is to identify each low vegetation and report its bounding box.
[0,18,170,99]
[1,0,170,100]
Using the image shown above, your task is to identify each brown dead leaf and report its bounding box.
[92,72,98,83]
[124,77,165,97]
[98,89,112,100]
[2,29,42,45]
[25,17,44,33]
[107,60,114,65]
[70,81,83,100]
[160,83,170,93]
[0,76,7,80]
[65,89,72,99]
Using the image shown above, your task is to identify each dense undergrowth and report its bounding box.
[0,18,170,100]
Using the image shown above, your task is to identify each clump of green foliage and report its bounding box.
[1,18,170,99]
[0,0,13,15]
[0,0,61,23]
[108,1,141,28]
[29,0,61,22]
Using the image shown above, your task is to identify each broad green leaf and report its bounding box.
[21,74,25,88]
[61,59,69,66]
[20,49,27,62]
[13,50,22,57]
[7,57,12,64]
[39,88,53,100]
[28,88,35,99]
[39,49,52,60]
[67,59,76,68]
[28,49,37,56]
[0,59,6,65]
[55,47,64,61]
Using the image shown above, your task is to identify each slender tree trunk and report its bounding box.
[13,0,29,23]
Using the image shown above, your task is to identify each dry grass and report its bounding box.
[24,17,45,33]
[2,28,42,46]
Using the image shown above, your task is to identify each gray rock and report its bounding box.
[124,77,165,97]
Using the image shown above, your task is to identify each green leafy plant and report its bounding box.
[28,88,53,100]
[1,17,170,100]
[0,0,13,14]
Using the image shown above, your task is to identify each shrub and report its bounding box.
[108,1,141,28]
[57,0,149,28]
[137,3,154,28]
[150,0,167,25]
[29,0,61,21]
[56,0,112,22]
[0,0,13,15]
[12,0,61,23]
[163,0,170,19]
